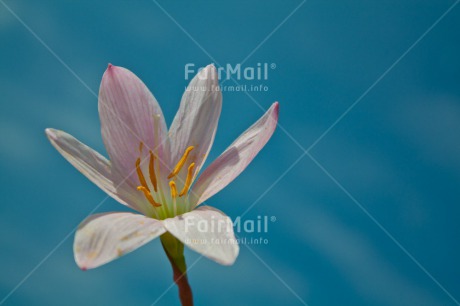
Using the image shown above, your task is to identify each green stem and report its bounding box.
[161,233,193,306]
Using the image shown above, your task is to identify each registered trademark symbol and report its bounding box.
[270,216,277,222]
[270,63,276,69]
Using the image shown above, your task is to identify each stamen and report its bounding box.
[139,141,144,153]
[169,180,178,198]
[135,158,149,191]
[179,163,195,197]
[137,186,161,207]
[168,146,194,179]
[148,151,158,192]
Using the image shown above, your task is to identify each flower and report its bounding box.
[45,64,279,270]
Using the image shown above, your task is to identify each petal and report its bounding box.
[191,102,279,206]
[45,128,140,211]
[99,64,170,187]
[74,212,166,269]
[163,206,239,265]
[168,64,222,184]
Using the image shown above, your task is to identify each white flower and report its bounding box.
[46,64,279,270]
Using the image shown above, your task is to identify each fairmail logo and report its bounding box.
[185,63,276,81]
[183,215,276,233]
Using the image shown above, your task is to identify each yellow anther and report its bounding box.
[169,181,178,199]
[148,151,158,192]
[137,186,161,207]
[135,158,149,191]
[139,141,144,153]
[168,146,194,179]
[179,163,195,197]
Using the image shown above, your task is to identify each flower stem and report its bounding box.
[161,233,193,306]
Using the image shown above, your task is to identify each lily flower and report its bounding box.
[45,64,278,270]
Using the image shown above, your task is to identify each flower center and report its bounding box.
[135,142,196,217]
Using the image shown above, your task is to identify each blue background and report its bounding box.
[1,0,460,305]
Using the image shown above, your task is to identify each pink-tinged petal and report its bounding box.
[99,65,170,188]
[74,212,166,269]
[45,128,141,212]
[163,206,239,265]
[168,64,221,185]
[192,102,279,206]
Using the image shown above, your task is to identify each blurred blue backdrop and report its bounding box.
[1,0,460,305]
